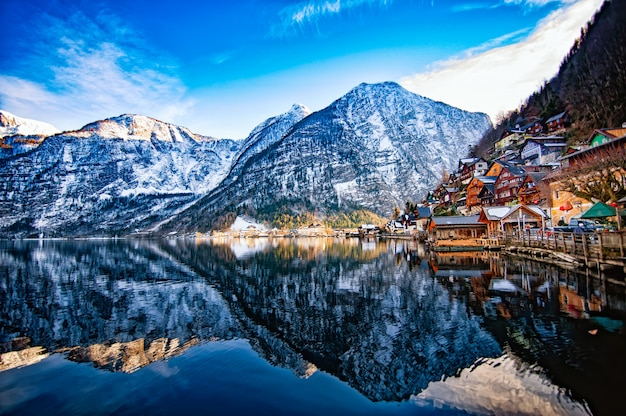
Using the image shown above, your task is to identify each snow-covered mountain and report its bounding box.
[0,82,491,237]
[0,110,60,138]
[0,114,242,237]
[0,110,60,158]
[167,82,491,232]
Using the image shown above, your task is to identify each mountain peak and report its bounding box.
[288,103,313,119]
[76,114,214,143]
[0,110,60,138]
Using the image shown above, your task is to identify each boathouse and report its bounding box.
[429,215,486,240]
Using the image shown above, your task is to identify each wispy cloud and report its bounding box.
[503,0,575,7]
[269,0,393,38]
[399,0,603,122]
[452,0,576,14]
[0,10,193,131]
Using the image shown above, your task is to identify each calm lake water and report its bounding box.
[0,238,624,415]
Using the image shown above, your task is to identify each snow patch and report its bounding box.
[230,216,268,231]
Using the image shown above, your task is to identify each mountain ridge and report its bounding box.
[0,82,490,237]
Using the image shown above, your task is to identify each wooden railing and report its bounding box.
[489,230,626,262]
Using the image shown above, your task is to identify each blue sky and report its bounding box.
[0,0,604,139]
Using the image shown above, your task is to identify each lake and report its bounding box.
[0,238,624,415]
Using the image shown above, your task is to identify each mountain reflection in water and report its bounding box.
[0,238,624,415]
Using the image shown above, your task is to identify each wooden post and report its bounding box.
[572,233,577,255]
[582,233,589,265]
[598,233,604,261]
[620,232,625,258]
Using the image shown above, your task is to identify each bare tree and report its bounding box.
[550,143,626,203]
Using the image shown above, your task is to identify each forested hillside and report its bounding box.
[473,0,626,158]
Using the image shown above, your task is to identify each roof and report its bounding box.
[560,134,626,161]
[432,215,482,227]
[479,183,495,196]
[525,135,565,141]
[496,160,527,177]
[459,157,479,166]
[524,171,548,183]
[415,206,431,219]
[546,111,567,123]
[473,175,497,184]
[479,205,547,222]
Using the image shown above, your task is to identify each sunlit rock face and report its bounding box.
[170,82,491,231]
[67,337,199,373]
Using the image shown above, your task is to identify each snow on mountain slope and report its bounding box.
[0,114,243,237]
[167,82,491,232]
[0,110,60,137]
[0,83,492,237]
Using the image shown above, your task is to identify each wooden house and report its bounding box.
[517,172,548,206]
[458,158,489,185]
[519,119,543,135]
[478,205,547,236]
[545,111,569,133]
[466,176,496,207]
[484,160,504,177]
[494,131,523,153]
[478,183,495,206]
[559,129,626,169]
[493,161,527,205]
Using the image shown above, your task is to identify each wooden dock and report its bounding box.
[489,230,626,285]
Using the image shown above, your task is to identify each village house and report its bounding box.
[586,127,626,148]
[494,131,524,154]
[545,111,569,133]
[478,183,496,206]
[457,158,489,185]
[429,215,486,240]
[478,204,547,236]
[519,119,543,135]
[493,161,527,205]
[519,136,567,165]
[438,185,459,207]
[517,171,549,206]
[413,206,432,231]
[466,175,497,209]
[544,181,591,227]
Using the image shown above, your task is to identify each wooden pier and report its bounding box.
[487,230,626,285]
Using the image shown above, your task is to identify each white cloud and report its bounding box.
[399,0,603,122]
[270,0,392,37]
[0,11,193,132]
[504,0,576,7]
